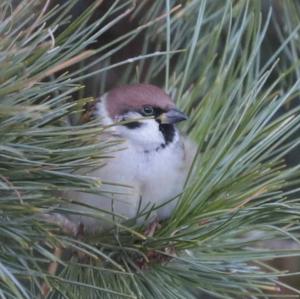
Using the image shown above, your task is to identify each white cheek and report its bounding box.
[95,103,165,149]
[118,119,165,148]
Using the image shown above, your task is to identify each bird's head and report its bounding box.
[97,84,187,151]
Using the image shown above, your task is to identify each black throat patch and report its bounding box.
[158,123,175,145]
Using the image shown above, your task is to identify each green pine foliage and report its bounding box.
[1,0,300,298]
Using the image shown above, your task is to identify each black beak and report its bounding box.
[158,108,188,124]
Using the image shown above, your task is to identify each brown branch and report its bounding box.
[40,214,81,297]
[41,246,63,298]
[27,50,95,88]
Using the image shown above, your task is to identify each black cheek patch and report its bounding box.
[123,121,143,129]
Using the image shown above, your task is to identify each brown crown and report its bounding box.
[105,84,175,119]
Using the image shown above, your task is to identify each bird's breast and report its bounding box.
[135,140,186,219]
[85,138,188,223]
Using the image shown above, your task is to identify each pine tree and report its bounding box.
[1,1,300,298]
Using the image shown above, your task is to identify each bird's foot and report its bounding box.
[136,246,176,270]
[41,213,84,237]
[135,218,177,270]
[144,217,161,237]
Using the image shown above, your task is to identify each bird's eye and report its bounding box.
[142,105,154,116]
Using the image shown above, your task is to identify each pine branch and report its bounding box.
[1,1,300,298]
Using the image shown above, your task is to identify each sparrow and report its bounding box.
[68,84,196,233]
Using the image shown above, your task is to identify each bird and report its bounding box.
[67,83,197,233]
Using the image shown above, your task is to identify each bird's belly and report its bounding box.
[68,142,187,230]
[67,147,140,231]
[137,144,186,219]
[95,143,186,220]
